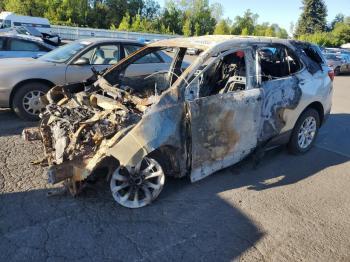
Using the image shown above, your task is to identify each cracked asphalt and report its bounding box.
[1,76,350,262]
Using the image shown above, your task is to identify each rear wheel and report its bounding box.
[110,157,165,208]
[334,67,341,76]
[12,82,50,121]
[288,108,320,154]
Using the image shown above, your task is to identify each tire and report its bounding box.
[12,82,51,121]
[288,108,320,155]
[110,157,165,208]
[334,67,340,76]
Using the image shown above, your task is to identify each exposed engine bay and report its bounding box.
[23,75,158,192]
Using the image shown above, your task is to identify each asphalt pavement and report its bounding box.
[0,76,349,262]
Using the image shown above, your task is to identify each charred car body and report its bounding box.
[23,36,333,208]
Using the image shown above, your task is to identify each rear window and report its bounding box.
[10,39,41,51]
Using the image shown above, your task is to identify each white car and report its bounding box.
[24,36,333,208]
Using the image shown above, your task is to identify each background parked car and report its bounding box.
[0,38,174,120]
[0,26,61,46]
[323,53,343,75]
[0,32,56,59]
[338,54,350,74]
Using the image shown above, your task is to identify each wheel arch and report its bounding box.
[9,79,55,107]
[302,101,325,126]
[148,145,183,177]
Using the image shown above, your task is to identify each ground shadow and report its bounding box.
[0,113,349,261]
[0,109,36,137]
[0,181,264,262]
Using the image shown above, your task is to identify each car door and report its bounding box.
[65,43,121,84]
[256,45,308,142]
[7,38,47,58]
[185,48,263,182]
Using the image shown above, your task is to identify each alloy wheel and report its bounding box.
[22,90,46,116]
[297,116,317,149]
[110,157,165,208]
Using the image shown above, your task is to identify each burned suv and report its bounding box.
[24,36,333,208]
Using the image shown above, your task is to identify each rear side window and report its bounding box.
[135,52,163,64]
[258,46,302,81]
[124,44,141,56]
[302,46,324,65]
[10,39,41,51]
[4,20,11,28]
[124,44,163,64]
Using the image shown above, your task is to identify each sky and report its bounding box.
[158,0,350,34]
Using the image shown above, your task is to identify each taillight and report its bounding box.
[328,69,335,81]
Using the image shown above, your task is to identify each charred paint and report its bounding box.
[22,35,331,205]
[259,76,302,142]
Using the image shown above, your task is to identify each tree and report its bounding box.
[127,0,144,18]
[131,14,142,31]
[4,0,46,17]
[210,2,223,22]
[295,0,327,36]
[88,0,109,28]
[330,13,345,30]
[0,1,5,11]
[231,9,258,35]
[118,12,131,31]
[332,21,350,45]
[194,22,201,36]
[214,19,231,35]
[182,18,192,36]
[105,0,128,29]
[241,27,249,36]
[142,0,160,20]
[160,1,183,35]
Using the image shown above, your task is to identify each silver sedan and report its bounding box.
[0,38,172,120]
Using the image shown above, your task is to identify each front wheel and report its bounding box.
[288,108,320,154]
[110,157,165,208]
[12,82,50,121]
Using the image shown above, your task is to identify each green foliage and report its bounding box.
[241,28,249,36]
[4,0,46,17]
[118,12,131,31]
[231,9,258,35]
[182,18,192,36]
[214,19,231,35]
[295,0,327,36]
[1,0,295,41]
[131,14,142,32]
[330,13,345,30]
[297,19,350,47]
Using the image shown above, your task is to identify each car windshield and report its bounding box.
[38,41,90,63]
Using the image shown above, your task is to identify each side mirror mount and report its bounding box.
[73,57,90,65]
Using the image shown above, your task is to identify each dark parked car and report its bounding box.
[0,32,55,59]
